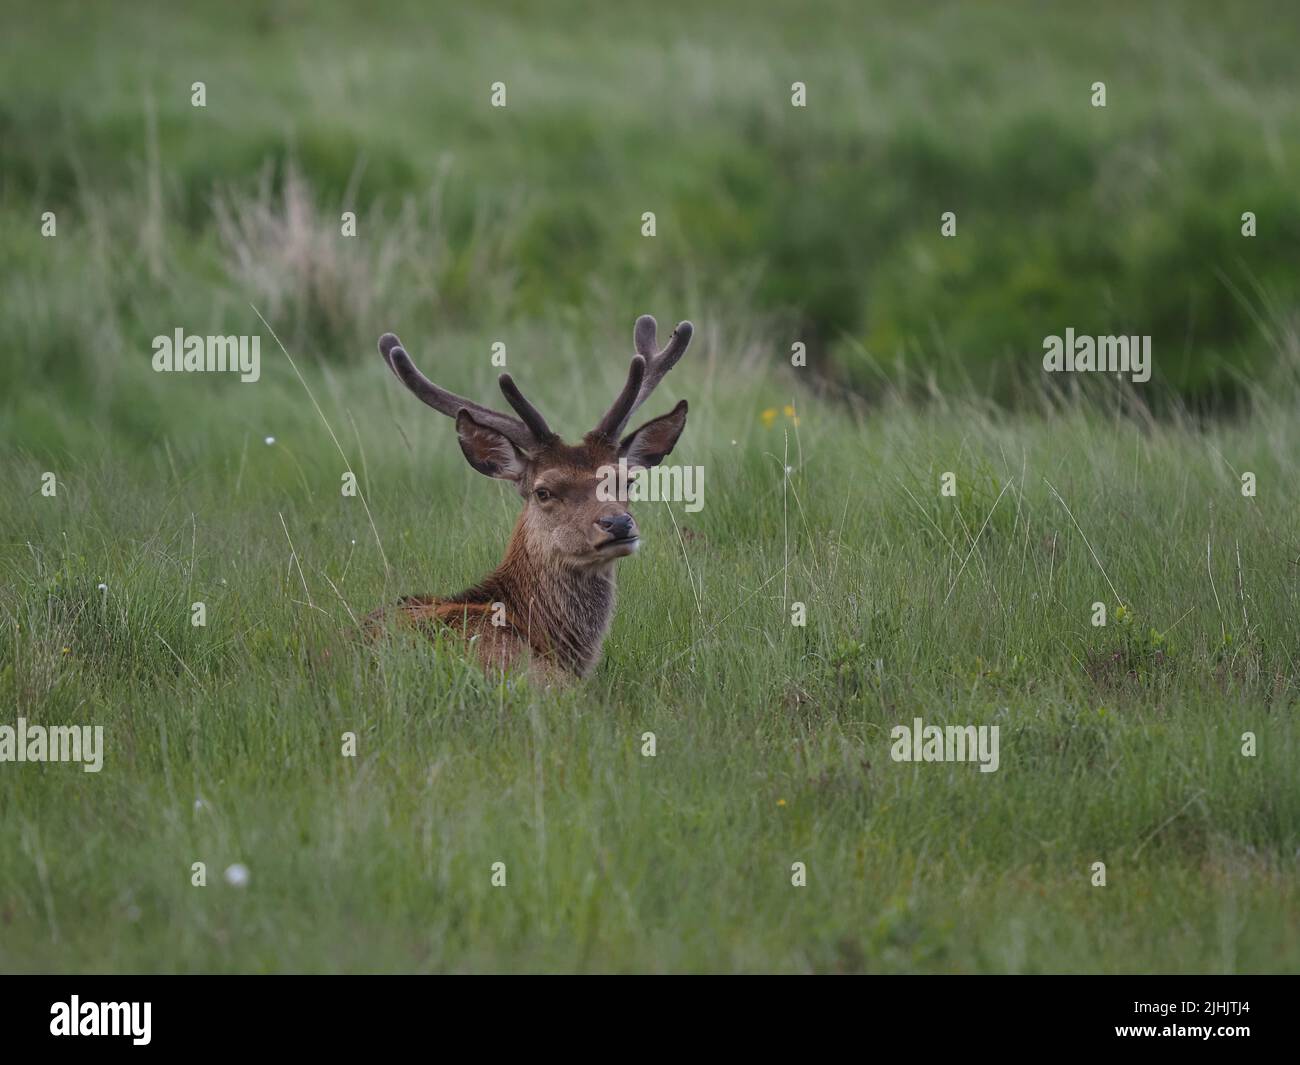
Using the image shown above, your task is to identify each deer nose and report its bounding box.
[597,513,635,539]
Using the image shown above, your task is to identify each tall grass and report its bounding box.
[3,0,1300,413]
[3,325,1298,970]
[1,0,1298,972]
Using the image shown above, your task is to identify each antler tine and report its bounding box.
[498,373,555,442]
[633,315,660,357]
[378,332,539,451]
[592,355,646,441]
[628,314,694,421]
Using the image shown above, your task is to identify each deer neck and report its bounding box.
[486,520,618,676]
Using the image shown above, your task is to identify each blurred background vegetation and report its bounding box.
[3,0,1299,450]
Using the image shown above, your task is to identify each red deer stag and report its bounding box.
[370,315,693,682]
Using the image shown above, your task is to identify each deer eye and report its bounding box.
[534,487,553,502]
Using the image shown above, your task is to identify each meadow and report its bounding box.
[1,0,1297,972]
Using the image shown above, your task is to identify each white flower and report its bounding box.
[224,863,250,888]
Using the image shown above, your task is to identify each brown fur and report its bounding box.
[369,317,692,683]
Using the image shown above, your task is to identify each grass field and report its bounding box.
[1,0,1298,972]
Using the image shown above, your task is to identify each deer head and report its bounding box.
[378,315,693,572]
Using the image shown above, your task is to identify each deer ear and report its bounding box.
[619,400,687,471]
[456,409,529,481]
